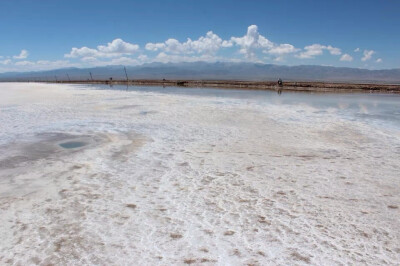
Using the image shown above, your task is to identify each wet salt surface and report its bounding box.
[0,82,399,265]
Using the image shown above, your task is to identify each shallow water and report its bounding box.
[59,141,87,149]
[86,84,400,130]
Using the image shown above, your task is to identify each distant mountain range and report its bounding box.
[1,62,399,83]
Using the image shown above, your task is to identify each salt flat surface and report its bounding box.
[0,82,399,265]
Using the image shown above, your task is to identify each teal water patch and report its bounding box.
[59,141,87,149]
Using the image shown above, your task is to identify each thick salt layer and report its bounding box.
[0,83,399,265]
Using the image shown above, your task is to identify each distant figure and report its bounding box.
[278,78,283,86]
[110,77,113,81]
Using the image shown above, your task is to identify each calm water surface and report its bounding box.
[83,84,400,130]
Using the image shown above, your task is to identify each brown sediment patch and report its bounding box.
[258,216,271,225]
[388,205,398,209]
[224,230,235,236]
[291,251,311,263]
[246,166,255,171]
[170,233,183,239]
[183,258,196,264]
[203,229,213,235]
[126,204,137,209]
[231,249,241,256]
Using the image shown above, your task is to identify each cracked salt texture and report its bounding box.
[0,82,399,265]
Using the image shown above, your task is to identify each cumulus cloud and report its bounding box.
[138,54,148,61]
[145,42,166,51]
[296,44,324,59]
[60,25,348,65]
[340,54,353,62]
[66,47,100,58]
[15,60,34,66]
[147,25,300,62]
[296,44,342,59]
[145,31,231,55]
[65,39,139,58]
[267,44,299,55]
[0,59,12,65]
[376,58,382,63]
[229,25,274,60]
[273,56,285,62]
[97,39,139,54]
[13,49,29,59]
[361,50,375,61]
[326,46,341,55]
[354,48,360,52]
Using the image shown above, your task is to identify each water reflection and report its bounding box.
[85,84,400,130]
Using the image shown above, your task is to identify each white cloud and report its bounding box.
[296,44,341,59]
[267,44,299,55]
[376,58,382,63]
[361,50,375,61]
[296,44,324,59]
[326,46,341,55]
[138,54,148,61]
[97,39,139,54]
[229,25,273,60]
[273,56,285,62]
[65,39,139,58]
[145,42,166,51]
[60,25,346,66]
[145,31,231,55]
[66,47,100,58]
[13,49,29,59]
[354,48,360,52]
[146,25,282,62]
[0,59,12,65]
[109,56,139,65]
[15,60,34,66]
[81,56,99,62]
[340,54,353,62]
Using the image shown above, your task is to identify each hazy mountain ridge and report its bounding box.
[1,62,399,83]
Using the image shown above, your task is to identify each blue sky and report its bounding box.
[0,0,399,72]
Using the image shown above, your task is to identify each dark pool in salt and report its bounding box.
[59,141,87,149]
